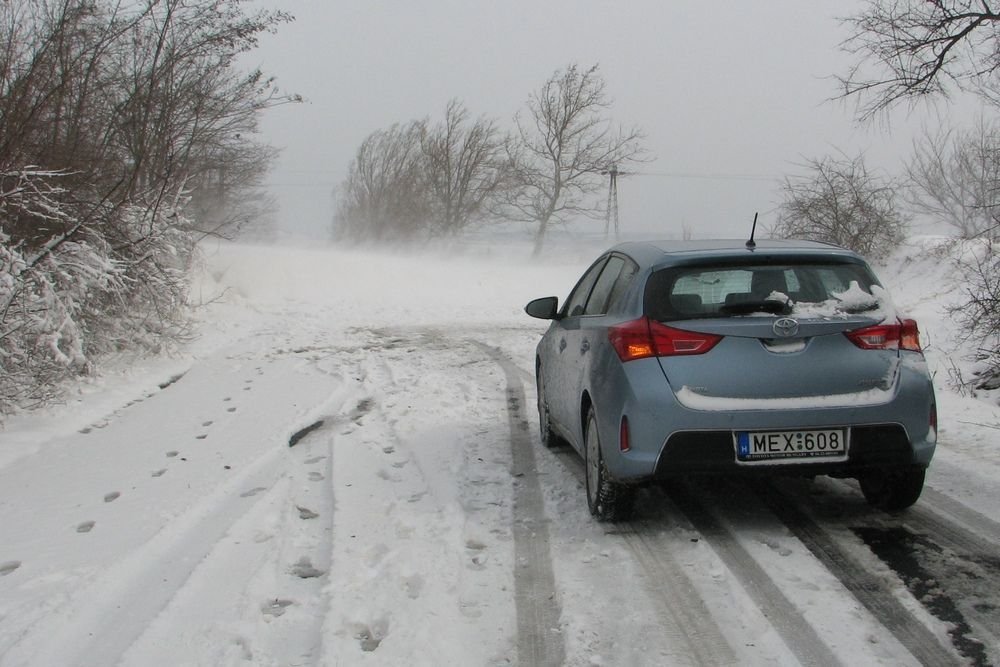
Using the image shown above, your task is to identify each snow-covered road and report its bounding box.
[1,239,999,666]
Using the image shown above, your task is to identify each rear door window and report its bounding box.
[584,256,626,316]
[564,257,608,317]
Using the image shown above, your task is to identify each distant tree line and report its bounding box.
[334,64,646,256]
[0,0,293,414]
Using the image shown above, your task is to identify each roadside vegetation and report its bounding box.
[0,0,295,414]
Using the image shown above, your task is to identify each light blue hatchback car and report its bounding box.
[526,239,937,520]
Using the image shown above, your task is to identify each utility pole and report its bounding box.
[602,163,620,239]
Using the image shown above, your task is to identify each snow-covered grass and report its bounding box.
[0,233,997,666]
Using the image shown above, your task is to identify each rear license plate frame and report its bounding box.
[733,428,849,465]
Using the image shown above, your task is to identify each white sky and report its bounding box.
[248,1,984,241]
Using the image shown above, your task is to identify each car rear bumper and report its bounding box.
[651,423,930,479]
[594,357,937,483]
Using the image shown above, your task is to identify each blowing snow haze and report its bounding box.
[249,0,982,242]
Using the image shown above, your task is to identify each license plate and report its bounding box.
[734,429,848,464]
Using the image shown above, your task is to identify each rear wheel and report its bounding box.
[584,407,635,521]
[536,371,559,448]
[859,467,926,511]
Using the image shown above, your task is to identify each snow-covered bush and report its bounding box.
[1,171,194,414]
[0,0,290,416]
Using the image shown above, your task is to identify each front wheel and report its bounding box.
[584,407,635,521]
[859,467,926,511]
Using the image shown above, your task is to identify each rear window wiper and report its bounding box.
[719,299,791,315]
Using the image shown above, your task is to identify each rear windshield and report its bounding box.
[644,262,883,321]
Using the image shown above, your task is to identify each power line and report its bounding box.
[630,170,779,183]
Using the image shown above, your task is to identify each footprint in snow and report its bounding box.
[166,450,179,458]
[104,491,120,503]
[202,420,213,427]
[289,557,324,579]
[403,574,424,600]
[261,598,294,617]
[241,487,268,498]
[0,561,21,576]
[76,521,95,533]
[304,456,326,465]
[296,505,319,520]
[227,407,237,413]
[308,472,324,482]
[151,468,167,477]
[466,539,488,569]
[195,434,207,440]
[352,620,388,652]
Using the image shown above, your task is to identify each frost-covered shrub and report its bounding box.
[1,171,195,414]
[1,233,113,409]
[93,200,196,354]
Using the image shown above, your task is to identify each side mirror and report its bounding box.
[525,296,560,320]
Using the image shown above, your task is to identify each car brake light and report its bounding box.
[846,319,922,352]
[609,317,722,361]
[620,416,631,452]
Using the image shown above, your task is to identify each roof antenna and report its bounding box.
[746,212,758,250]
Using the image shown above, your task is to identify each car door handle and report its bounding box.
[580,340,590,353]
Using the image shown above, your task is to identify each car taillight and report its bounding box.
[845,318,922,352]
[609,317,722,362]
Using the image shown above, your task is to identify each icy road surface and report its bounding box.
[1,239,999,666]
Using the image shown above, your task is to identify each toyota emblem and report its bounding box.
[773,317,800,338]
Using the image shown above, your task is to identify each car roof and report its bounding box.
[608,239,868,268]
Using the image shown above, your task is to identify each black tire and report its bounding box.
[584,407,635,521]
[859,467,926,511]
[536,369,559,449]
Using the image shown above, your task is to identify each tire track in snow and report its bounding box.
[621,520,739,666]
[899,487,1000,658]
[552,454,739,665]
[475,342,565,667]
[11,445,291,666]
[920,485,1000,548]
[2,353,352,667]
[752,481,963,666]
[660,483,843,666]
[822,479,1000,664]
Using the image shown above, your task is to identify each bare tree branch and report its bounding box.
[839,1,1000,119]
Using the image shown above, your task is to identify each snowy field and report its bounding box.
[1,235,999,666]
